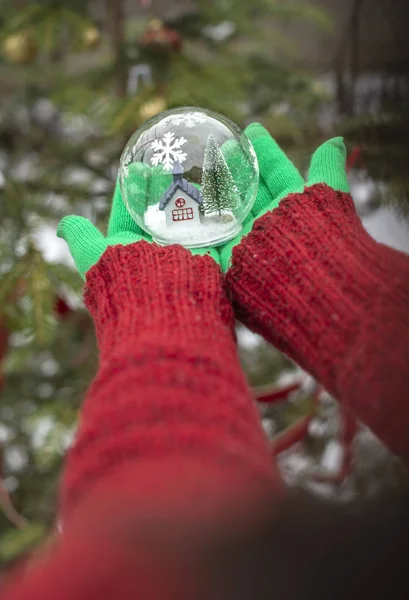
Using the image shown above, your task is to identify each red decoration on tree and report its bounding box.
[139,19,182,52]
[254,381,302,404]
[271,413,313,456]
[346,146,363,171]
[54,295,73,319]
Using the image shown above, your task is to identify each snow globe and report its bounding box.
[119,107,259,248]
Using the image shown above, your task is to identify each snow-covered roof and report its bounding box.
[159,162,203,210]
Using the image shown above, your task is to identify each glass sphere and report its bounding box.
[119,106,259,248]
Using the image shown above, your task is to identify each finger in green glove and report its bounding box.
[217,123,350,272]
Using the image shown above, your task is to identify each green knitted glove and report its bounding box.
[217,123,350,272]
[57,166,219,280]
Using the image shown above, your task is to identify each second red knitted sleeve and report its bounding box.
[226,184,409,464]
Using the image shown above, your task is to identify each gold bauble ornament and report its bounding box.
[139,97,167,121]
[2,31,37,65]
[148,19,164,32]
[83,26,101,49]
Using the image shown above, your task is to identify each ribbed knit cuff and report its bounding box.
[84,241,235,358]
[227,183,409,403]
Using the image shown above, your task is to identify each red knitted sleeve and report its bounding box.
[226,183,409,464]
[60,242,279,523]
[0,241,281,600]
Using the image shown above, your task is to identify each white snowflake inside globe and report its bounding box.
[119,107,259,248]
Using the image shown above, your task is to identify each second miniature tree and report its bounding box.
[201,134,240,216]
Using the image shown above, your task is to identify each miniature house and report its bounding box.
[159,162,203,228]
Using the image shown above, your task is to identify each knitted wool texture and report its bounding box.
[60,241,280,523]
[227,183,409,462]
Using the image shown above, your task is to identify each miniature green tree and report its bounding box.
[201,134,240,217]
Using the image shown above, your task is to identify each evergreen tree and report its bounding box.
[201,134,240,216]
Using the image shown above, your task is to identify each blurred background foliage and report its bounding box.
[0,0,408,573]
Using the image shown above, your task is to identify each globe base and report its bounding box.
[151,220,242,248]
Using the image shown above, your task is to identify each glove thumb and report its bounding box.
[307,137,350,193]
[57,216,108,279]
